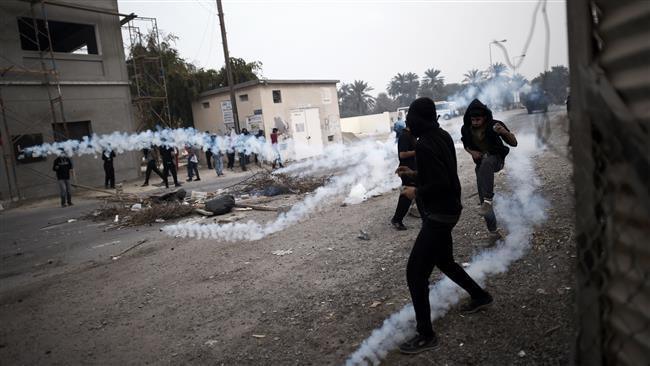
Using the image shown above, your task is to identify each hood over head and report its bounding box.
[463,99,494,126]
[406,97,439,137]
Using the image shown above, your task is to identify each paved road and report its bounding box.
[0,165,261,292]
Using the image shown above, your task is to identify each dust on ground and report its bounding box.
[0,110,575,365]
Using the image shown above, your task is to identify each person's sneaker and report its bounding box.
[194,178,201,181]
[391,220,407,231]
[487,229,503,246]
[399,334,439,354]
[478,199,493,217]
[67,202,73,206]
[141,183,149,187]
[460,293,494,314]
[174,183,182,187]
[61,203,67,208]
[186,178,193,182]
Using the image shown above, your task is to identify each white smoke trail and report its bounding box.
[162,137,401,241]
[450,77,527,111]
[345,134,547,365]
[19,127,296,163]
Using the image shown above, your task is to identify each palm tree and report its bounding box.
[349,80,375,116]
[387,73,407,99]
[488,62,509,79]
[462,69,483,86]
[419,68,445,99]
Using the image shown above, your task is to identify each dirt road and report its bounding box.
[0,108,575,365]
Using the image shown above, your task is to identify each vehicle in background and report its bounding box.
[435,101,460,120]
[521,87,549,114]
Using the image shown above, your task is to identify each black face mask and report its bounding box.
[406,114,438,138]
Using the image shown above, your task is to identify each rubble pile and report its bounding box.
[85,171,324,228]
[228,172,328,196]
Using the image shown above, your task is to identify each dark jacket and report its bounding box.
[53,156,73,180]
[102,150,115,167]
[415,126,462,221]
[460,99,511,163]
[159,146,175,163]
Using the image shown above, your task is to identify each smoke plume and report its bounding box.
[162,137,401,240]
[345,134,547,365]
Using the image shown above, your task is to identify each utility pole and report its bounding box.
[216,0,240,133]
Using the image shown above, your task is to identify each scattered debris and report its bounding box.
[67,219,77,223]
[369,301,382,308]
[357,230,370,241]
[111,239,148,260]
[194,208,214,216]
[272,249,293,256]
[205,340,218,347]
[518,350,527,357]
[155,218,165,223]
[130,203,142,211]
[536,288,548,295]
[190,191,208,202]
[544,325,562,336]
[234,203,279,212]
[114,215,119,223]
[252,334,266,339]
[462,262,470,268]
[205,195,236,215]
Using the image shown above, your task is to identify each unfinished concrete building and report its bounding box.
[0,0,140,201]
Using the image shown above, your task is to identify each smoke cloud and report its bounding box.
[345,133,547,365]
[20,127,292,163]
[162,136,401,240]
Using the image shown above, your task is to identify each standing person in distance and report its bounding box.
[159,145,181,188]
[270,128,284,169]
[141,147,165,187]
[185,145,201,182]
[53,149,74,207]
[102,149,116,189]
[460,99,517,245]
[204,130,213,170]
[396,98,493,354]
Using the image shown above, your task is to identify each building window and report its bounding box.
[328,135,334,142]
[239,94,248,102]
[202,102,210,109]
[272,90,282,103]
[52,121,92,142]
[14,134,46,164]
[17,17,99,55]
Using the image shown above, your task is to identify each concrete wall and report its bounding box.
[0,0,139,201]
[340,112,391,135]
[192,82,342,145]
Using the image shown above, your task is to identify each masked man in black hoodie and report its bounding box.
[396,98,493,354]
[461,99,517,244]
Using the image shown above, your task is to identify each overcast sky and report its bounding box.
[117,0,568,96]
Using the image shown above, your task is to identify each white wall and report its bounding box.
[340,112,391,134]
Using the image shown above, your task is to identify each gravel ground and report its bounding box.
[0,109,575,365]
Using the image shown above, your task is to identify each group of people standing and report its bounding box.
[391,97,518,354]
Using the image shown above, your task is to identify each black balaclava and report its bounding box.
[405,97,439,138]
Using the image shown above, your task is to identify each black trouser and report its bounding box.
[205,151,213,170]
[239,152,248,171]
[162,160,179,187]
[104,164,115,188]
[407,219,487,337]
[227,152,235,169]
[144,160,164,184]
[475,154,504,232]
[392,175,415,224]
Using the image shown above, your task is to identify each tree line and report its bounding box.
[338,63,569,118]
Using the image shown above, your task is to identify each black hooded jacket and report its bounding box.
[461,99,511,162]
[406,98,462,221]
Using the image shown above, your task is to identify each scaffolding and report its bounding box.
[0,0,136,201]
[121,17,173,130]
